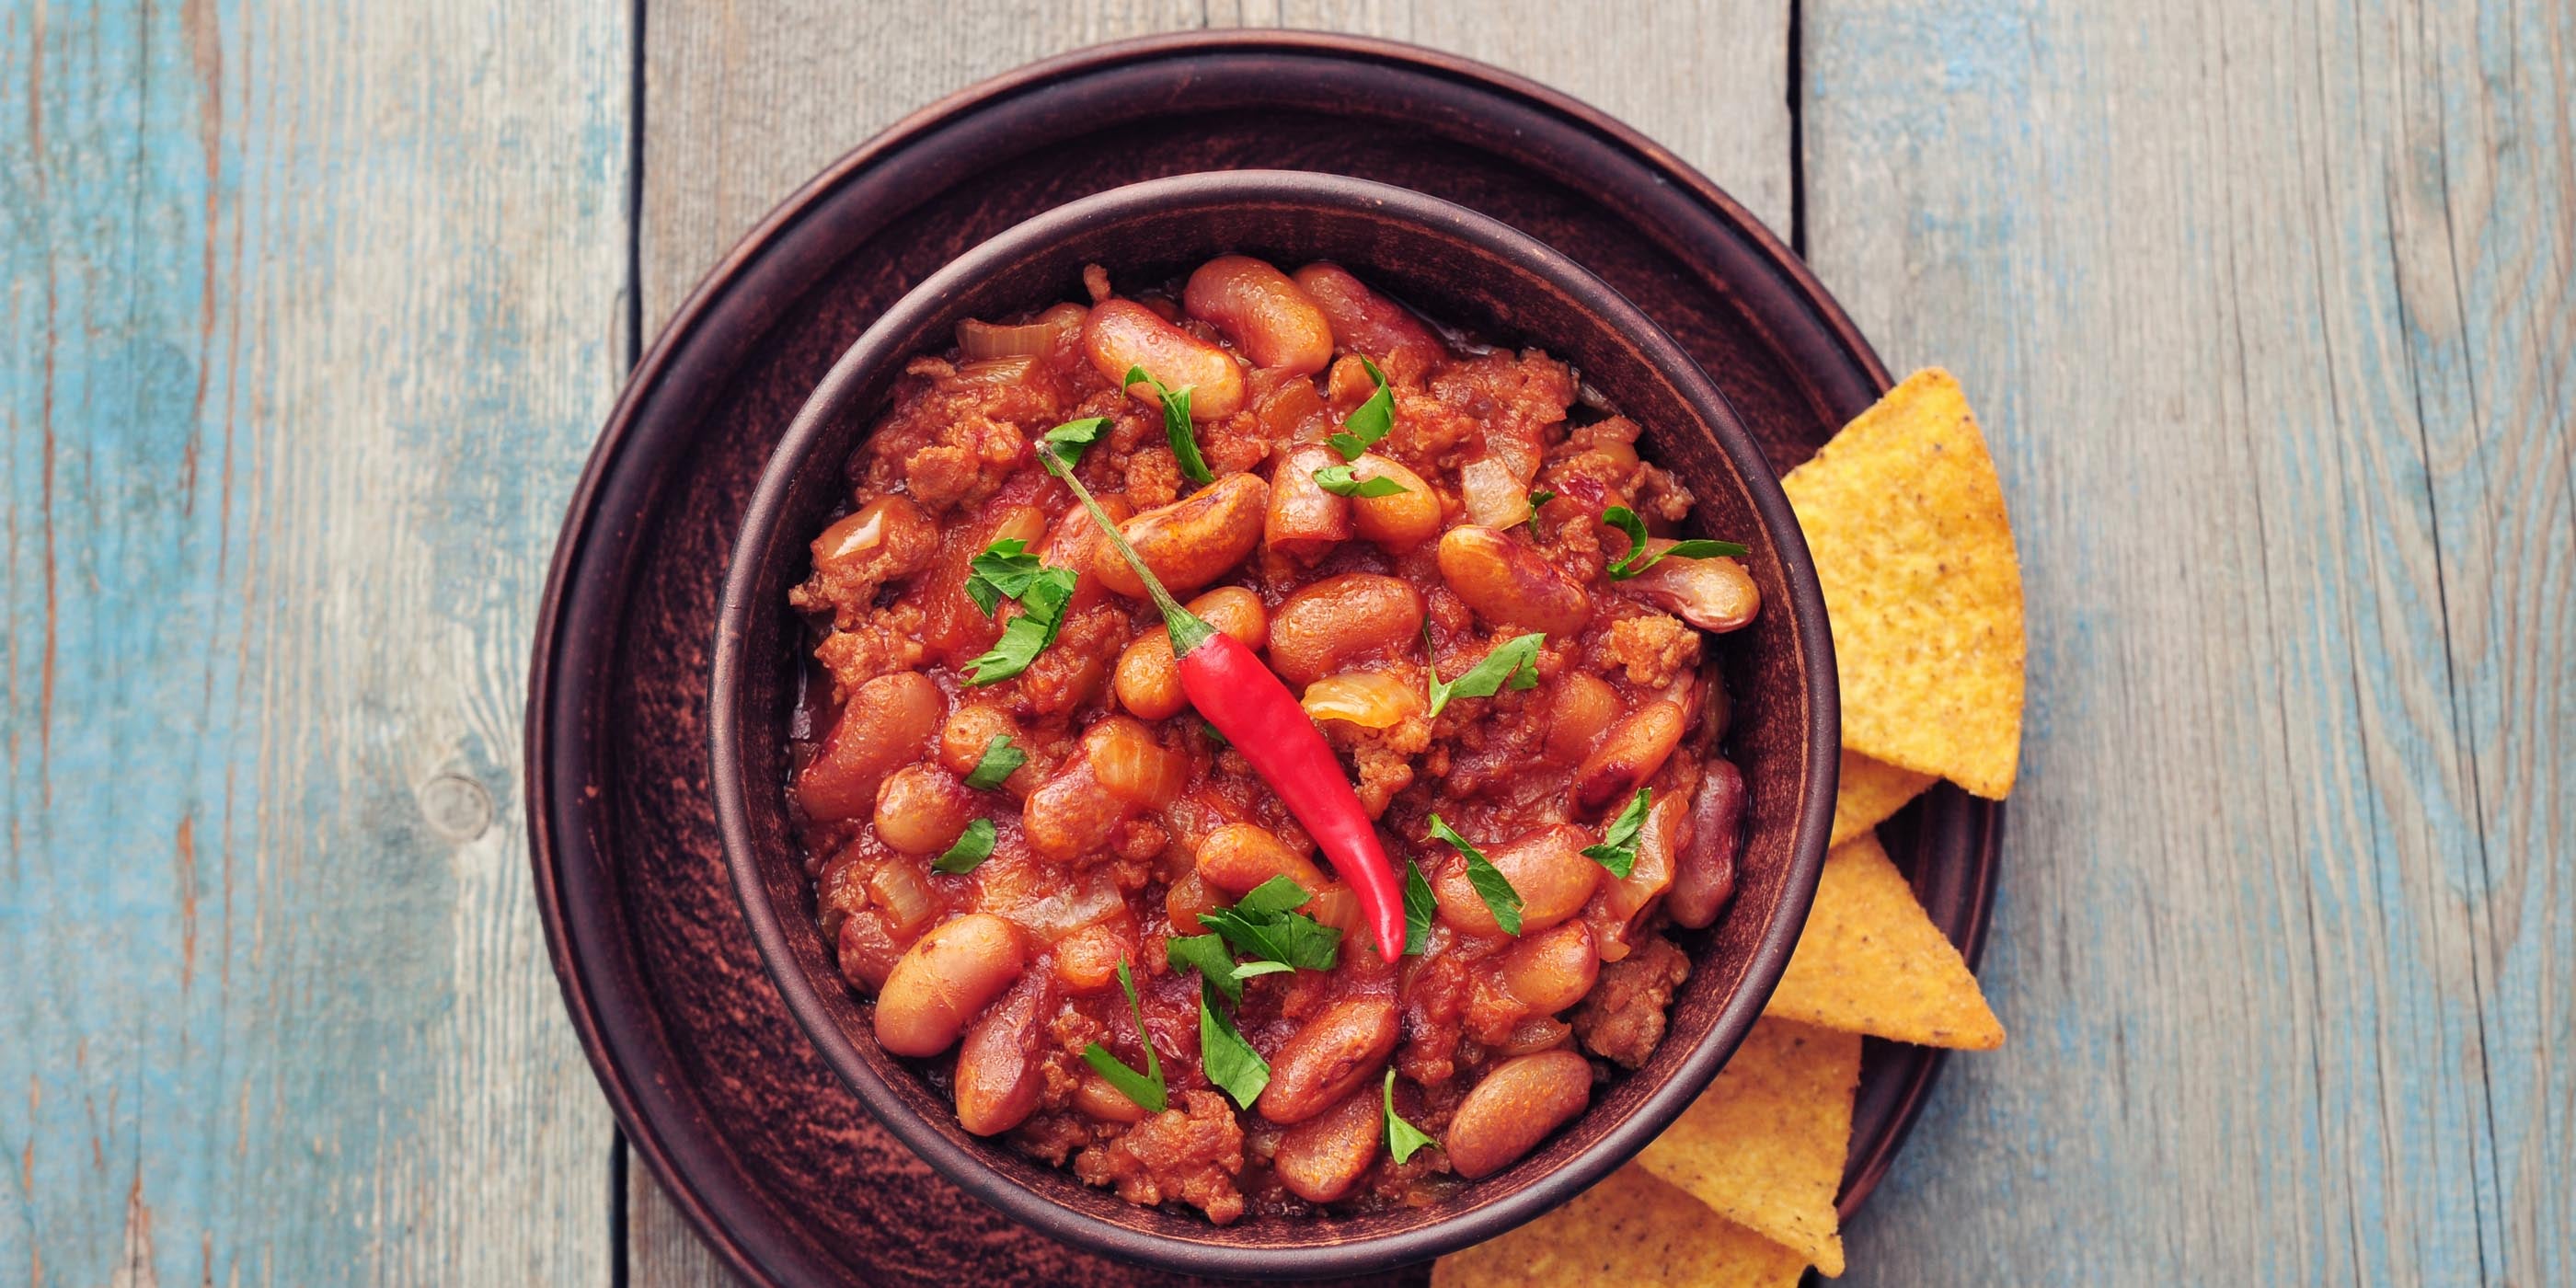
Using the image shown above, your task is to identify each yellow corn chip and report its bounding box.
[1635,1017,1861,1276]
[1431,1164,1807,1288]
[1831,748,1938,846]
[1767,832,2004,1049]
[1783,368,2025,798]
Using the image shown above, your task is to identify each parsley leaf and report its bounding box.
[1385,1067,1435,1163]
[1427,814,1523,936]
[1123,365,1212,485]
[1197,983,1271,1110]
[1581,788,1651,879]
[1601,504,1749,580]
[962,538,1041,617]
[962,734,1026,791]
[1198,717,1230,750]
[1230,960,1295,983]
[964,566,1077,685]
[1196,876,1342,971]
[1328,356,1395,460]
[1528,488,1557,509]
[930,817,997,873]
[1401,858,1437,957]
[1165,933,1245,1004]
[1080,960,1167,1114]
[1312,464,1409,498]
[1424,628,1546,719]
[1041,415,1111,467]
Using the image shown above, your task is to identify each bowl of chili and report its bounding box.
[709,170,1838,1278]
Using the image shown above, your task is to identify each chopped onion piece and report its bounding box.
[1301,671,1424,730]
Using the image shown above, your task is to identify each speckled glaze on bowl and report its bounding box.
[707,170,1836,1279]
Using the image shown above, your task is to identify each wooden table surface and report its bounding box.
[5,2,2567,1283]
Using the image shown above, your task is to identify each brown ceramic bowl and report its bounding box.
[709,170,1837,1279]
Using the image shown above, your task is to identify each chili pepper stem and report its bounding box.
[1038,448,1216,653]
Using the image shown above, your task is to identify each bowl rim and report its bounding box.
[708,168,1839,1279]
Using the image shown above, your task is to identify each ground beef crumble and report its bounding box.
[1073,1090,1248,1225]
[1571,933,1691,1069]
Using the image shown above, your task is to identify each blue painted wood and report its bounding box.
[1805,0,2572,1282]
[1,1,628,1283]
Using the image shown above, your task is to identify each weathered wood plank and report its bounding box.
[1804,0,2572,1282]
[0,2,629,1284]
[628,4,1792,1280]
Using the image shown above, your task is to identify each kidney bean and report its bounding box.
[1495,920,1600,1014]
[1091,474,1269,600]
[1624,550,1760,633]
[1344,454,1443,552]
[1443,1049,1592,1179]
[796,672,946,823]
[874,913,1027,1057]
[1265,443,1354,562]
[1196,822,1328,896]
[1272,1088,1384,1203]
[1266,572,1428,688]
[1572,701,1685,811]
[937,704,1041,798]
[1291,263,1446,382]
[1082,715,1187,809]
[1436,526,1590,638]
[1667,758,1744,928]
[1544,673,1620,764]
[953,974,1051,1135]
[1257,996,1400,1125]
[1082,298,1246,420]
[871,763,977,856]
[1022,758,1127,861]
[1432,824,1602,937]
[1184,255,1334,375]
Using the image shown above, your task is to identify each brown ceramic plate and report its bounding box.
[710,171,1835,1278]
[530,30,1997,1288]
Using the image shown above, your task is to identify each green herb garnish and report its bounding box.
[1199,717,1230,750]
[1601,504,1749,580]
[1528,488,1557,509]
[1312,463,1409,498]
[1581,788,1651,879]
[929,818,997,873]
[1401,858,1438,957]
[1384,1067,1435,1163]
[963,565,1078,684]
[962,734,1026,790]
[1198,983,1271,1110]
[963,538,1041,616]
[1081,960,1167,1114]
[1426,814,1523,936]
[1195,876,1342,971]
[1166,933,1245,1003]
[1041,415,1111,467]
[1424,627,1546,719]
[1328,356,1395,460]
[1123,365,1212,485]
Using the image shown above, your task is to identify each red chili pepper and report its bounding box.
[1041,451,1408,962]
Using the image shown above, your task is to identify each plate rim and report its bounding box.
[528,28,1997,1287]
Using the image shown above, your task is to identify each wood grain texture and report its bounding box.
[1804,0,2574,1282]
[637,0,1790,339]
[629,5,1792,1281]
[0,1,629,1284]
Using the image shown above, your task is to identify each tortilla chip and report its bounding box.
[1767,832,2004,1049]
[1431,1164,1807,1288]
[1635,1017,1861,1276]
[1783,368,2025,798]
[1832,749,1938,846]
